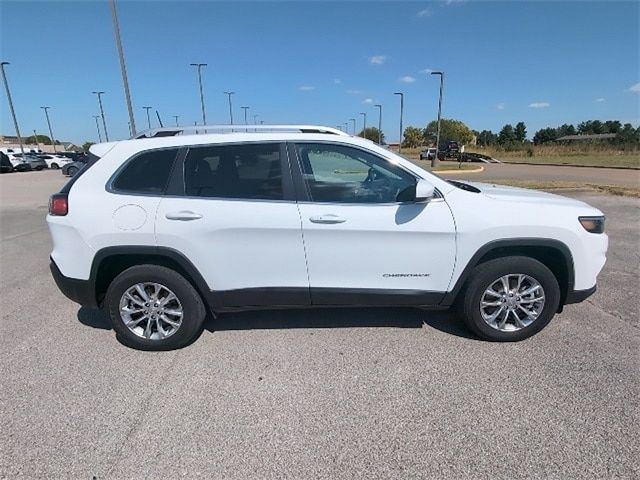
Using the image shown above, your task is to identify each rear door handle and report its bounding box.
[165,211,203,221]
[309,214,346,224]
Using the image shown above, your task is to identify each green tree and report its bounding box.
[24,134,52,145]
[497,124,517,145]
[477,130,498,146]
[514,122,527,142]
[603,120,622,134]
[423,119,474,147]
[557,124,576,137]
[401,126,424,148]
[358,127,385,144]
[533,127,559,145]
[82,142,95,152]
[615,124,640,144]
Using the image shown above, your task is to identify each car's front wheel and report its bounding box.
[458,256,560,341]
[50,163,59,169]
[105,265,206,350]
[66,166,78,176]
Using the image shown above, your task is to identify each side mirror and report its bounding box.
[415,179,435,202]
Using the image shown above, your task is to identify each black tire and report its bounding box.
[50,163,59,169]
[66,166,78,176]
[105,265,206,350]
[458,256,560,342]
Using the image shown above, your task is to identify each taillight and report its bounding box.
[49,193,68,216]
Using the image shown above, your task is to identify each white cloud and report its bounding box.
[369,55,388,65]
[443,0,466,5]
[529,102,550,108]
[417,8,432,17]
[399,75,416,83]
[298,85,315,91]
[496,103,505,110]
[346,89,363,95]
[595,97,606,103]
[334,79,342,84]
[628,82,640,93]
[420,68,433,75]
[362,98,374,104]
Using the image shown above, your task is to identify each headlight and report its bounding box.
[579,216,605,234]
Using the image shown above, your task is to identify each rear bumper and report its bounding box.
[50,258,97,308]
[565,285,596,305]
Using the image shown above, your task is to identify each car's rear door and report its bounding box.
[290,142,456,305]
[155,141,310,309]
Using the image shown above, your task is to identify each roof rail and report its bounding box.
[132,124,349,139]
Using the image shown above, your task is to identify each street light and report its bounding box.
[374,104,383,144]
[0,62,25,156]
[241,106,249,132]
[92,115,102,142]
[33,129,38,149]
[349,118,356,135]
[92,91,109,142]
[431,71,444,167]
[359,112,367,137]
[40,106,57,152]
[109,0,136,136]
[142,106,152,129]
[190,63,207,125]
[224,91,235,124]
[394,92,404,153]
[173,115,179,127]
[344,122,349,133]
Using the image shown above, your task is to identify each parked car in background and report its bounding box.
[5,153,31,172]
[61,158,87,176]
[419,148,437,160]
[14,154,47,171]
[38,154,71,169]
[0,152,13,173]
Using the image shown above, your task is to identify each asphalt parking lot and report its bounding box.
[1,170,638,479]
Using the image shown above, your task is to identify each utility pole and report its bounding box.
[374,104,383,144]
[40,106,57,152]
[190,63,207,125]
[431,71,444,167]
[394,92,404,153]
[224,91,235,124]
[92,91,109,141]
[33,129,38,150]
[350,118,356,135]
[142,106,152,129]
[359,112,367,137]
[93,115,102,142]
[173,115,179,127]
[0,62,25,156]
[109,0,136,136]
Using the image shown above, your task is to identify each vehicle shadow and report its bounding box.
[76,306,479,341]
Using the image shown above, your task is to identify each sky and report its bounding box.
[1,0,639,144]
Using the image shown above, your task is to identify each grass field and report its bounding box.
[470,179,640,198]
[396,146,640,169]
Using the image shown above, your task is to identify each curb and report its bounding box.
[499,161,640,171]
[435,166,484,174]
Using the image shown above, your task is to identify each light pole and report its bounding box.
[190,63,207,125]
[394,92,404,153]
[359,112,367,137]
[224,91,235,124]
[374,104,382,144]
[109,0,136,136]
[344,122,349,133]
[40,106,57,152]
[431,71,444,167]
[241,106,249,132]
[92,91,109,141]
[349,118,356,135]
[0,62,25,156]
[173,115,179,127]
[93,115,102,142]
[142,106,152,129]
[33,129,38,149]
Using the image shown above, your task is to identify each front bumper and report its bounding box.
[50,259,98,308]
[565,285,596,305]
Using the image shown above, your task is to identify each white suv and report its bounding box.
[47,125,608,350]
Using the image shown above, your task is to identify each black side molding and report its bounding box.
[50,259,98,308]
[565,285,596,304]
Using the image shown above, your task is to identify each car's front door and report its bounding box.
[155,142,310,308]
[291,142,456,305]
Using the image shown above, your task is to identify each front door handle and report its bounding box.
[165,211,203,221]
[309,214,346,224]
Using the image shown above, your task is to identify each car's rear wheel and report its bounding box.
[458,256,560,341]
[66,166,78,176]
[105,265,206,350]
[50,163,59,169]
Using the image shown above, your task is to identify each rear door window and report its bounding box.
[111,148,179,195]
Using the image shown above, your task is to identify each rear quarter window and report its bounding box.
[111,148,179,195]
